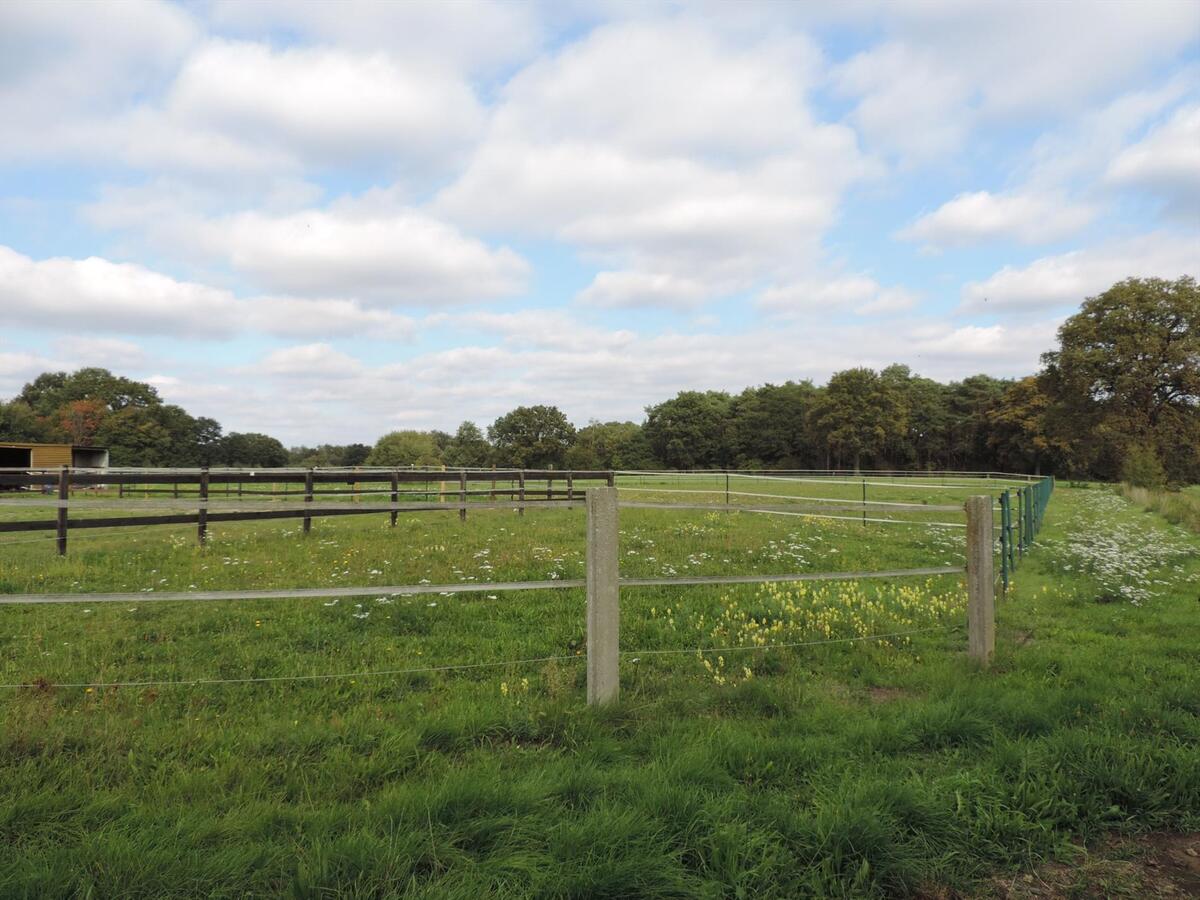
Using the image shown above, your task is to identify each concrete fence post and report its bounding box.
[965,495,995,667]
[586,486,620,705]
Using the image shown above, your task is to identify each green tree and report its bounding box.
[18,368,158,416]
[986,377,1066,475]
[728,382,818,468]
[1041,276,1199,482]
[488,406,575,468]
[220,432,289,467]
[643,391,732,469]
[95,407,174,466]
[0,400,49,442]
[365,431,443,467]
[565,421,648,470]
[445,422,493,468]
[808,368,908,470]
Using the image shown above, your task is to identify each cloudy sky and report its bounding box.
[1,0,1197,444]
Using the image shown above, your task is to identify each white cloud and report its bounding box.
[258,344,364,379]
[831,1,1200,161]
[436,20,871,307]
[0,245,418,338]
[960,232,1199,312]
[900,191,1097,247]
[51,336,150,369]
[159,40,485,173]
[758,276,916,317]
[576,271,715,310]
[1106,104,1200,214]
[203,207,529,305]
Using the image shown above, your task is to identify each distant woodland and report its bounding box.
[3,277,1196,484]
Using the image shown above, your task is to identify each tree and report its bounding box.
[445,422,493,468]
[0,400,49,442]
[95,407,174,466]
[643,391,732,469]
[1041,276,1199,482]
[488,406,575,468]
[728,382,818,468]
[565,421,649,470]
[808,368,908,470]
[986,377,1066,475]
[365,431,443,467]
[18,368,158,416]
[220,432,289,467]
[57,399,108,445]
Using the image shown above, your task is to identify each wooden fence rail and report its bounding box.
[0,467,614,554]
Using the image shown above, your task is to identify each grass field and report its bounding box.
[1,477,1198,897]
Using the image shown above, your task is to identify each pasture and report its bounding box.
[1,474,1198,897]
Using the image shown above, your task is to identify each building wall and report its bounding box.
[30,445,72,467]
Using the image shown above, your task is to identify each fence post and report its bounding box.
[999,491,1009,595]
[56,466,69,556]
[197,467,209,546]
[724,469,729,505]
[390,471,399,527]
[303,468,314,535]
[586,486,620,705]
[965,495,995,667]
[862,478,867,526]
[459,471,467,521]
[567,471,574,502]
[518,471,526,517]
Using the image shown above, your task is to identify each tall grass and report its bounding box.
[1119,482,1200,533]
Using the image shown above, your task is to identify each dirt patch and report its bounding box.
[865,686,910,703]
[981,832,1200,898]
[1013,630,1035,647]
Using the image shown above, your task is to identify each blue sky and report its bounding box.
[0,0,1197,445]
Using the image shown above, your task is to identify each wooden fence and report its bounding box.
[0,467,614,554]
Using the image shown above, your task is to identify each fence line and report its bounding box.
[620,501,969,528]
[616,486,963,511]
[3,478,1055,699]
[0,625,962,692]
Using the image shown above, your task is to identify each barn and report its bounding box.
[0,442,110,469]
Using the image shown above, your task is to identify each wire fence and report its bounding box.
[1,471,1055,703]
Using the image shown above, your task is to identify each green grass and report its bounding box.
[1,479,1198,898]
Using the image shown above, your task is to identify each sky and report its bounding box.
[0,0,1197,446]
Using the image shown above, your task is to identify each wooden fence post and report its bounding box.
[586,486,620,705]
[567,472,574,502]
[965,495,995,667]
[459,471,467,521]
[303,468,314,535]
[390,471,399,527]
[518,471,526,517]
[56,466,69,556]
[197,467,209,545]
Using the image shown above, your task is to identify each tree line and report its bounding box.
[1,277,1195,483]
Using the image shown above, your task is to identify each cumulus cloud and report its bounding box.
[203,207,529,305]
[758,276,916,317]
[900,191,1097,248]
[436,20,872,308]
[831,0,1200,161]
[1106,104,1200,215]
[0,245,416,338]
[960,232,1199,313]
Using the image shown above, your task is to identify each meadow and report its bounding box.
[1,475,1198,897]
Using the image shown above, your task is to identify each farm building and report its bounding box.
[0,441,109,469]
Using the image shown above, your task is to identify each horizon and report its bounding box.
[2,1,1197,445]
